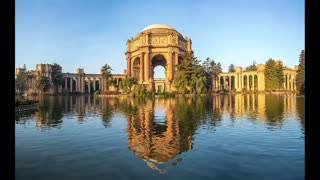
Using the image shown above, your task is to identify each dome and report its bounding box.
[141,24,176,32]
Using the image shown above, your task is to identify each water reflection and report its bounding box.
[123,97,196,173]
[15,93,304,173]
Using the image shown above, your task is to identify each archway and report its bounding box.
[125,24,193,92]
[151,54,167,92]
[132,57,141,80]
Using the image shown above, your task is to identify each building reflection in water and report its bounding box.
[123,97,194,173]
[15,93,304,171]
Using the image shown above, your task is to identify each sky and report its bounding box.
[16,0,304,77]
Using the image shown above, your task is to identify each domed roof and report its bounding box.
[141,24,176,32]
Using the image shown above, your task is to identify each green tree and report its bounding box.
[36,76,51,93]
[209,60,222,91]
[228,64,235,72]
[295,50,305,95]
[202,58,210,92]
[264,59,284,91]
[15,64,28,94]
[244,61,257,72]
[131,84,147,97]
[51,63,64,94]
[211,61,222,80]
[119,77,138,94]
[101,64,113,90]
[174,52,207,94]
[202,57,219,92]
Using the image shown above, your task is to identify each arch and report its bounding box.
[225,76,230,91]
[249,75,253,91]
[151,54,167,93]
[125,24,192,92]
[254,75,258,91]
[132,57,141,80]
[154,66,166,78]
[151,54,167,78]
[220,76,225,90]
[151,54,167,67]
[243,75,248,91]
[230,76,235,91]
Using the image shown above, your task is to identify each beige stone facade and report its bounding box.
[215,64,297,92]
[125,24,193,92]
[16,64,126,94]
[15,24,298,94]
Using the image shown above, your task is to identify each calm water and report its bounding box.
[15,94,305,180]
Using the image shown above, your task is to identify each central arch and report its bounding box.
[151,54,167,93]
[125,24,193,92]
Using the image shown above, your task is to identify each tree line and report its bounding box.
[15,50,305,95]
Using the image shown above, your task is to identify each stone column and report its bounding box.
[290,75,293,91]
[78,76,81,92]
[242,76,245,90]
[76,77,79,92]
[235,75,238,91]
[252,76,255,91]
[228,76,231,91]
[293,76,296,91]
[246,75,251,91]
[140,54,144,82]
[285,75,288,91]
[127,58,131,77]
[218,76,220,90]
[93,78,96,91]
[82,76,85,93]
[80,76,82,92]
[144,53,149,81]
[88,79,91,93]
[70,78,73,92]
[65,78,68,91]
[101,78,104,91]
[168,52,173,81]
[283,75,286,91]
[239,74,242,91]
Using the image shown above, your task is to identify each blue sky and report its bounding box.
[16,0,304,77]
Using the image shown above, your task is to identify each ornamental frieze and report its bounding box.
[151,36,167,45]
[133,39,141,50]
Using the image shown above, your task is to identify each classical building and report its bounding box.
[215,64,297,92]
[16,64,125,95]
[15,24,298,94]
[125,24,193,92]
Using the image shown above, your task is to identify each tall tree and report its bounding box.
[244,61,257,72]
[101,64,113,90]
[295,50,305,95]
[228,64,235,72]
[210,61,222,91]
[51,63,64,93]
[15,64,28,94]
[174,52,207,94]
[36,76,51,93]
[264,59,284,91]
[202,57,212,92]
[119,77,138,94]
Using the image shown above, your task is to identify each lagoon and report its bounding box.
[15,94,305,180]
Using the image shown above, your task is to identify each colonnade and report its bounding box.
[213,65,296,92]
